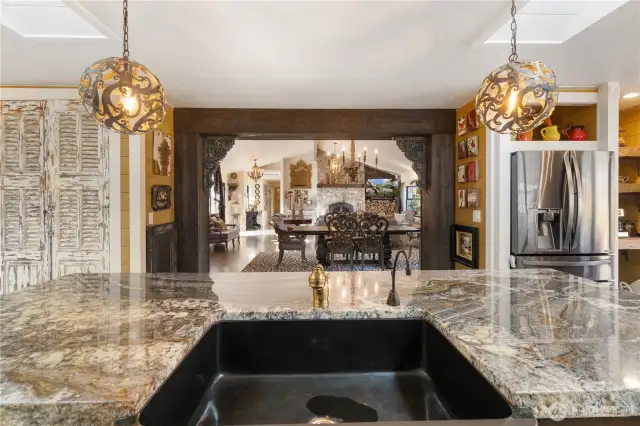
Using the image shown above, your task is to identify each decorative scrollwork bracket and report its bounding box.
[394,136,428,190]
[203,136,236,189]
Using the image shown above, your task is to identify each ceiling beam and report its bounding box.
[174,108,455,139]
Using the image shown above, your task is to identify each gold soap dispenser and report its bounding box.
[309,264,329,309]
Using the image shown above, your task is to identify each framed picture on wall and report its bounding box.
[152,131,172,176]
[466,109,479,131]
[457,140,468,159]
[451,224,479,269]
[457,164,467,183]
[467,189,479,208]
[466,136,479,157]
[457,116,468,136]
[457,189,467,208]
[151,185,172,211]
[467,161,479,182]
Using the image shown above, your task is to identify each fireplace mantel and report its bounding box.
[317,184,365,189]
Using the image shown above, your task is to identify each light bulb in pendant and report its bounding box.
[119,86,138,116]
[506,90,518,116]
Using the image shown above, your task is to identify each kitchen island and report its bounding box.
[0,269,639,425]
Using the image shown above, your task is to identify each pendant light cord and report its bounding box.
[509,0,518,62]
[122,0,130,59]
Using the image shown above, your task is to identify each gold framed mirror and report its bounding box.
[290,160,312,189]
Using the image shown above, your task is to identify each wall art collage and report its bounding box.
[456,125,480,210]
[456,108,480,137]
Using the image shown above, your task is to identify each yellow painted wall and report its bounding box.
[619,106,640,283]
[455,101,486,269]
[543,105,598,141]
[145,106,175,225]
[120,135,130,272]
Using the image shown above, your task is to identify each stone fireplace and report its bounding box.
[317,187,365,216]
[327,202,354,213]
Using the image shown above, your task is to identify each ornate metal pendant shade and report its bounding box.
[79,0,166,135]
[476,0,558,134]
[248,159,264,181]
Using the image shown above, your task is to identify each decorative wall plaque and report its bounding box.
[152,130,172,176]
[151,185,172,211]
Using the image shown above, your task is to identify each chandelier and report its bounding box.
[248,159,264,181]
[328,142,342,178]
[343,140,360,183]
[79,0,167,135]
[476,0,558,134]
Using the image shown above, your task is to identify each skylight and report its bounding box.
[0,0,106,39]
[485,0,629,44]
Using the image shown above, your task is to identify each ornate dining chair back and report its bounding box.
[359,215,389,244]
[327,214,357,246]
[356,215,389,270]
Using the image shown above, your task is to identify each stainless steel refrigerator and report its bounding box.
[510,150,614,282]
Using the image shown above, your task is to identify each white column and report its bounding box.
[485,129,512,270]
[129,135,146,273]
[108,131,121,272]
[598,82,620,282]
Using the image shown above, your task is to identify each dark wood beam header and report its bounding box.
[174,108,455,139]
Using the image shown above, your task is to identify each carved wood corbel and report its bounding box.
[203,136,237,189]
[394,136,429,189]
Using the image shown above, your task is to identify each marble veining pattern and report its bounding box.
[0,269,639,425]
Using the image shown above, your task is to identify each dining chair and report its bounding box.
[355,215,389,270]
[270,215,306,270]
[326,214,358,270]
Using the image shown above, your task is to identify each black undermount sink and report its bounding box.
[139,320,513,426]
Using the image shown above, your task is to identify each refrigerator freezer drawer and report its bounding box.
[514,255,614,282]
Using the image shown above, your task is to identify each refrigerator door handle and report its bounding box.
[570,151,583,249]
[562,152,575,251]
[521,259,611,267]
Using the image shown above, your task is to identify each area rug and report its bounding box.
[241,249,420,272]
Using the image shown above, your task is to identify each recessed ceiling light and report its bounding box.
[623,92,640,99]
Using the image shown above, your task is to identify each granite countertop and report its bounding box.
[0,269,639,425]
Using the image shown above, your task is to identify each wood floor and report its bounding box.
[209,232,316,273]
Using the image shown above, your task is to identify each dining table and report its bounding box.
[291,224,420,268]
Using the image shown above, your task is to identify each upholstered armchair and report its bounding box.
[208,214,240,250]
[270,215,306,270]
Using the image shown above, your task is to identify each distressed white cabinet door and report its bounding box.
[0,101,48,294]
[46,100,110,278]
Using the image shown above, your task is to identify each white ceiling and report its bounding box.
[2,1,639,109]
[220,140,315,176]
[220,140,417,181]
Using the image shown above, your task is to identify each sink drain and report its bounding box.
[309,416,341,424]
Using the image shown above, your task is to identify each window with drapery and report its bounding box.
[209,168,225,217]
[406,186,421,215]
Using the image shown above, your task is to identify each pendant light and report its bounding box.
[79,0,166,135]
[476,0,558,134]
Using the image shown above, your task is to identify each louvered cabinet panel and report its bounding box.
[2,189,22,249]
[0,101,47,294]
[47,100,110,280]
[58,113,79,173]
[57,189,80,249]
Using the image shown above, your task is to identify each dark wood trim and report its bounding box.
[146,223,177,273]
[420,134,455,270]
[174,108,456,273]
[175,108,455,139]
[175,132,210,273]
